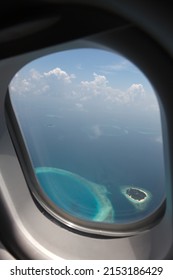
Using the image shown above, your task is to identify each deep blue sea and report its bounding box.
[12,95,165,224]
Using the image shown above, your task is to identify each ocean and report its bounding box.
[11,95,165,225]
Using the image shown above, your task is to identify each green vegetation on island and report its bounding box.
[126,187,147,201]
[121,185,152,210]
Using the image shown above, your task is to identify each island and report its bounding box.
[126,187,147,201]
[121,185,152,210]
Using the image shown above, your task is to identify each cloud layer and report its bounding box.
[10,66,159,114]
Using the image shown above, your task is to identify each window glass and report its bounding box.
[9,48,165,227]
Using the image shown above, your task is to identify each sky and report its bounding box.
[9,47,161,128]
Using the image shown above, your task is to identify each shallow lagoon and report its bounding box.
[35,167,115,222]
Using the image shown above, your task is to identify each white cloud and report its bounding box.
[80,74,148,106]
[127,83,145,94]
[80,73,108,94]
[121,83,146,104]
[10,67,76,96]
[10,69,159,115]
[10,76,32,94]
[44,67,75,83]
[80,72,125,104]
[30,69,43,80]
[127,83,145,96]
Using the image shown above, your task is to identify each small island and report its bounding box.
[126,187,147,201]
[121,185,151,210]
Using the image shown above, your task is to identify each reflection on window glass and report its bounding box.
[9,48,165,227]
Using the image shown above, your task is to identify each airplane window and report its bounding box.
[8,48,165,232]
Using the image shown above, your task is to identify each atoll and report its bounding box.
[35,167,115,223]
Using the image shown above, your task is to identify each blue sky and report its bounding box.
[10,48,160,120]
[14,48,154,91]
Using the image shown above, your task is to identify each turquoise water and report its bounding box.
[35,167,156,224]
[35,167,114,222]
